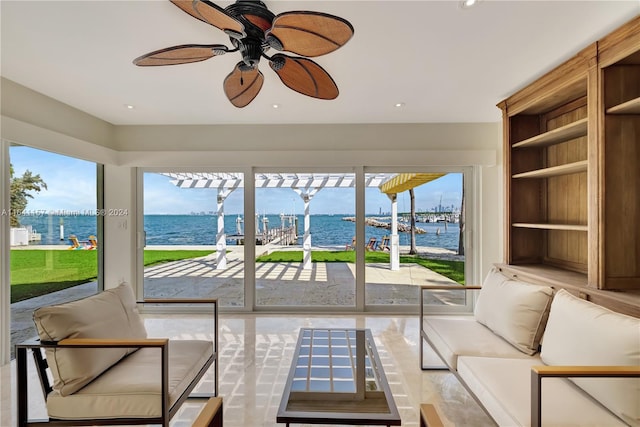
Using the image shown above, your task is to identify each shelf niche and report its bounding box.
[499,15,640,305]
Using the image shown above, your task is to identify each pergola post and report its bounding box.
[388,193,400,270]
[293,188,319,270]
[216,188,235,270]
[302,194,312,269]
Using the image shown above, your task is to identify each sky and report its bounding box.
[10,146,462,215]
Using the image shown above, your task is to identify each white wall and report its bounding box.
[103,166,138,289]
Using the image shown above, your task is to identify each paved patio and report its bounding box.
[10,245,463,356]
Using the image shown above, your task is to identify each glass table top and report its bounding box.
[290,328,379,394]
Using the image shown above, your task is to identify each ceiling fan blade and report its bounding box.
[269,54,338,100]
[133,44,228,66]
[171,0,245,38]
[224,62,264,108]
[266,12,354,57]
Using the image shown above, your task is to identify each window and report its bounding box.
[8,145,102,358]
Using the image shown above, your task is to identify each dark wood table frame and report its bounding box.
[277,328,401,426]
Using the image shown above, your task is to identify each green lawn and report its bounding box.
[256,250,465,284]
[10,249,214,303]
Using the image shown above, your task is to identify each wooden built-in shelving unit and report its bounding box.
[498,15,640,314]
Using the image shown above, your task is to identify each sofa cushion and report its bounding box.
[541,289,640,426]
[33,283,147,396]
[458,355,629,427]
[46,340,213,419]
[423,315,533,370]
[474,268,553,355]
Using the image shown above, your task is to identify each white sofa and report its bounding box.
[420,268,640,427]
[16,283,219,427]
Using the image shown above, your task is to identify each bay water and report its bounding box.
[18,214,461,251]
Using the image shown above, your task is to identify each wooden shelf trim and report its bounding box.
[512,160,588,179]
[512,223,588,231]
[512,118,588,148]
[606,96,640,114]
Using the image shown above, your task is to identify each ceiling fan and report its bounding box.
[133,0,354,108]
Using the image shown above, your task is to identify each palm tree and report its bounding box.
[10,164,48,227]
[458,177,465,256]
[409,188,417,255]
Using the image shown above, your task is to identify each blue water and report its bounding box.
[18,214,461,251]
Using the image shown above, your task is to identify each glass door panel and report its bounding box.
[142,172,245,307]
[254,172,355,308]
[364,172,466,307]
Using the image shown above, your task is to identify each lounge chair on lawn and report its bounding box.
[378,235,390,251]
[346,236,356,250]
[68,235,90,250]
[365,237,377,251]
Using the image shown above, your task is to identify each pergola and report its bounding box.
[162,172,445,270]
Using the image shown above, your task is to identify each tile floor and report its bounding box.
[1,314,495,427]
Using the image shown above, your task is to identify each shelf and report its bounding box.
[512,118,588,148]
[512,160,588,179]
[606,96,640,114]
[512,223,587,231]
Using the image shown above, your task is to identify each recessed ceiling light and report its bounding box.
[125,104,135,110]
[272,104,280,109]
[395,102,405,108]
[459,0,479,9]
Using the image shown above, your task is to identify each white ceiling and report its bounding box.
[1,1,638,126]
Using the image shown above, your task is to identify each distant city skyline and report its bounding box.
[10,146,463,215]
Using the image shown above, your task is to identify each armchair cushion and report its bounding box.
[46,340,213,420]
[541,289,640,426]
[33,283,147,396]
[474,268,553,355]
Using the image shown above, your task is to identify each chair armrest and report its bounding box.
[420,285,482,291]
[530,365,640,427]
[420,403,444,427]
[143,298,218,304]
[58,337,169,348]
[192,397,223,427]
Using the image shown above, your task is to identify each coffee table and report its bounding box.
[277,328,401,426]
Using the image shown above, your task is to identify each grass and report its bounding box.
[10,249,214,303]
[256,250,465,284]
[143,250,215,267]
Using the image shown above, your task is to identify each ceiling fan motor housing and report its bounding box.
[225,1,275,68]
[236,38,263,68]
[225,1,274,38]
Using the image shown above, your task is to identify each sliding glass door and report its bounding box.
[138,168,473,313]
